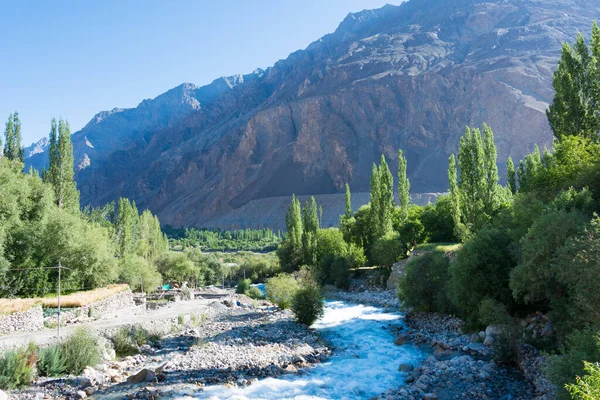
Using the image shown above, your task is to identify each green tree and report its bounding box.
[301,196,319,265]
[46,119,79,211]
[344,183,352,220]
[378,154,394,235]
[277,194,304,271]
[506,156,517,194]
[369,163,381,238]
[3,113,23,161]
[397,149,410,222]
[547,22,600,141]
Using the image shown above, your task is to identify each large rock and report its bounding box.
[126,368,156,384]
[25,0,600,230]
[0,390,7,400]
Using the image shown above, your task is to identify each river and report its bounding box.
[199,299,426,399]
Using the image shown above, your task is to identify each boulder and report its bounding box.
[284,364,298,374]
[394,334,408,346]
[424,393,439,400]
[0,390,7,400]
[126,368,156,384]
[398,363,414,372]
[73,376,93,389]
[483,335,494,346]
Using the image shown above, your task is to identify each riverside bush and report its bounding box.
[236,279,251,294]
[0,343,36,389]
[291,284,324,326]
[397,252,451,313]
[37,345,66,377]
[61,327,101,374]
[266,273,299,309]
[245,286,264,300]
[567,360,600,399]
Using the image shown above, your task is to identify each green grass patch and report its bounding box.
[415,242,462,253]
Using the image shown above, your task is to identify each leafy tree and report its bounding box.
[369,163,381,238]
[378,154,394,235]
[398,252,451,313]
[371,232,405,268]
[344,183,352,220]
[449,226,517,326]
[119,255,162,292]
[155,252,197,284]
[567,361,600,400]
[266,273,299,309]
[506,156,517,194]
[420,195,456,243]
[547,22,600,141]
[278,194,304,271]
[302,196,319,265]
[3,113,23,162]
[397,149,410,222]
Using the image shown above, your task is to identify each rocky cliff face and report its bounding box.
[25,0,600,228]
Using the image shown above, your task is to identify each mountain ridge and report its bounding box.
[25,0,600,228]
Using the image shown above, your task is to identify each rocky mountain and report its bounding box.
[25,0,600,228]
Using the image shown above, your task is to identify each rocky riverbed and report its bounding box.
[8,294,329,400]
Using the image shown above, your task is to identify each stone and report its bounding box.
[284,364,298,374]
[73,376,93,389]
[127,368,156,384]
[479,331,486,340]
[0,390,7,400]
[463,343,485,353]
[423,393,438,400]
[83,387,94,396]
[398,363,414,372]
[541,322,554,337]
[483,335,494,346]
[470,333,480,343]
[394,334,408,346]
[76,391,87,399]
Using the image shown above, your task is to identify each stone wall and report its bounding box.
[0,306,44,335]
[46,289,136,325]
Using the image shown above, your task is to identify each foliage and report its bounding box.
[449,226,517,326]
[0,344,36,389]
[169,227,280,252]
[266,273,299,309]
[397,149,410,222]
[315,228,347,264]
[60,327,101,375]
[567,361,600,400]
[236,279,251,294]
[245,286,264,300]
[397,252,451,313]
[477,298,514,328]
[547,22,600,141]
[111,326,145,357]
[119,256,162,293]
[302,196,320,266]
[37,344,66,377]
[155,252,198,284]
[420,195,457,243]
[291,283,324,326]
[371,232,405,268]
[546,329,600,400]
[3,112,23,162]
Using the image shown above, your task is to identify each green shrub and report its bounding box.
[492,325,520,366]
[478,298,513,327]
[37,345,66,377]
[111,326,140,357]
[291,284,324,326]
[567,360,600,399]
[371,232,406,268]
[449,226,517,326]
[119,255,163,293]
[245,286,264,300]
[236,279,251,294]
[266,273,300,309]
[61,327,101,374]
[0,344,36,389]
[177,314,185,325]
[132,326,151,346]
[545,329,600,400]
[317,254,351,289]
[397,252,451,313]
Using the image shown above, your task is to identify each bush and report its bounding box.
[545,329,600,400]
[397,252,451,313]
[119,256,162,293]
[61,327,101,374]
[492,325,520,366]
[567,360,600,399]
[291,284,324,326]
[478,298,513,327]
[266,273,300,309]
[371,232,406,267]
[37,344,66,377]
[0,344,36,389]
[245,286,264,300]
[449,226,517,326]
[236,278,251,294]
[421,195,457,243]
[317,254,351,289]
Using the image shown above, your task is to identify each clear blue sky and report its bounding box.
[0,0,400,145]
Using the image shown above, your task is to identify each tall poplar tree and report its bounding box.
[447,154,462,239]
[344,183,352,219]
[369,163,381,238]
[547,23,600,141]
[397,149,410,222]
[378,154,394,236]
[301,196,319,265]
[482,123,500,214]
[49,119,79,211]
[506,156,517,194]
[3,113,23,161]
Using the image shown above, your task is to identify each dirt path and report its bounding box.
[0,296,222,348]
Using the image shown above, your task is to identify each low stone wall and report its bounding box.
[0,305,44,335]
[46,289,136,325]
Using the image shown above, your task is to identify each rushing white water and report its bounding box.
[199,300,426,400]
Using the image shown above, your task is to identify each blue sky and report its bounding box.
[0,0,400,145]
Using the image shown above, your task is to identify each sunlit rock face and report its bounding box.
[25,0,600,228]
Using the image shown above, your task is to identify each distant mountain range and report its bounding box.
[25,0,600,229]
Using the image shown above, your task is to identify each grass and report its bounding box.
[0,284,129,315]
[415,242,462,253]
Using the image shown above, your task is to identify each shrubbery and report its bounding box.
[0,344,36,389]
[266,274,299,309]
[566,360,600,399]
[291,283,324,326]
[397,252,451,313]
[236,279,251,294]
[245,286,264,300]
[37,345,66,377]
[60,327,101,375]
